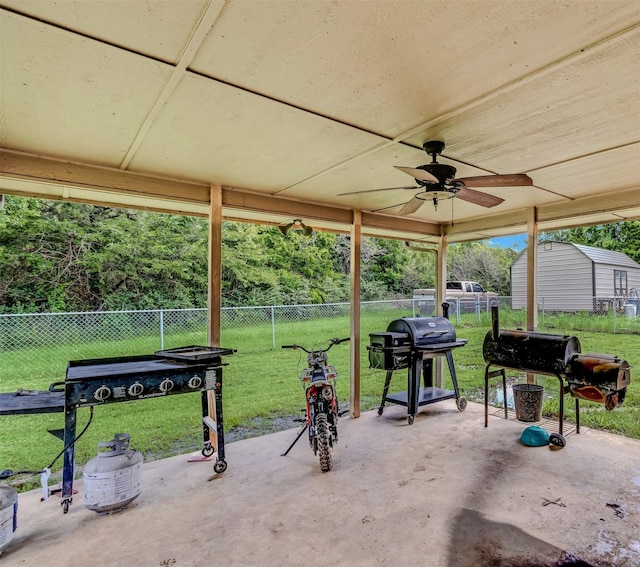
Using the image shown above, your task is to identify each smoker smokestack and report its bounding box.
[491,305,500,340]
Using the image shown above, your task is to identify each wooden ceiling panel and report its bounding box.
[530,144,640,198]
[190,1,640,138]
[127,74,385,190]
[0,0,213,63]
[402,32,640,174]
[0,11,173,168]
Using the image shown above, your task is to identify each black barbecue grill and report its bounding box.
[0,345,234,513]
[483,307,630,435]
[368,316,468,424]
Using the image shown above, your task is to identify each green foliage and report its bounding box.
[450,241,517,295]
[4,195,606,313]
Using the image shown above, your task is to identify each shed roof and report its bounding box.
[571,242,640,269]
[513,241,640,269]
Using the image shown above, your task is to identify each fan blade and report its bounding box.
[398,197,424,215]
[337,185,417,196]
[455,173,532,188]
[394,166,439,184]
[456,187,504,208]
[372,201,413,213]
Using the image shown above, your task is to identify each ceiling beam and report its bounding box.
[448,186,640,237]
[0,149,442,237]
[0,149,210,204]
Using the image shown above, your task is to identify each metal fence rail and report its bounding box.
[1,296,638,388]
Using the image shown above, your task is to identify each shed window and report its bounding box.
[614,270,628,295]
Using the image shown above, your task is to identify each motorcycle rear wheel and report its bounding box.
[315,413,333,472]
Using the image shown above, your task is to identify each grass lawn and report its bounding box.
[1,309,638,491]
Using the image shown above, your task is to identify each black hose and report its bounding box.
[0,406,94,480]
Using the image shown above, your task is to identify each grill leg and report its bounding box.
[484,366,507,427]
[575,397,580,434]
[557,375,564,436]
[61,405,77,512]
[445,351,459,397]
[407,354,422,420]
[378,370,394,415]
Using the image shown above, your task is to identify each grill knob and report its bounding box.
[188,376,203,389]
[94,385,111,401]
[128,382,144,397]
[159,379,174,393]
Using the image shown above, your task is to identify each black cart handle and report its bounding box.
[49,381,65,392]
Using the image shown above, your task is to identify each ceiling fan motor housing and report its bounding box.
[417,163,457,186]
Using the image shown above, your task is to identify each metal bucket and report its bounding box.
[512,384,544,422]
[0,486,18,555]
[623,304,637,318]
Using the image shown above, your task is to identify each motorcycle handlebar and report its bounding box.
[281,337,350,353]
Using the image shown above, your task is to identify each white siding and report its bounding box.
[594,263,640,297]
[511,242,640,311]
[512,242,593,310]
[510,254,527,309]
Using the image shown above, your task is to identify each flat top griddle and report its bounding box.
[66,345,235,381]
[66,358,184,381]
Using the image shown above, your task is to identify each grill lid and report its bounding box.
[386,317,456,346]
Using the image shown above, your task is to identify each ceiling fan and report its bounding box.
[338,140,533,215]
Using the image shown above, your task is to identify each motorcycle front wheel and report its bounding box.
[315,412,333,472]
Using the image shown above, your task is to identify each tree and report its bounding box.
[449,242,517,295]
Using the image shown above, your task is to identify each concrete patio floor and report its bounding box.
[2,400,640,567]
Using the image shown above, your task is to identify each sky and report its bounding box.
[487,234,527,250]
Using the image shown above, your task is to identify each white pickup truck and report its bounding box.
[413,281,499,315]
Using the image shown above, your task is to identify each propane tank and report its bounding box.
[83,433,143,514]
[0,485,18,556]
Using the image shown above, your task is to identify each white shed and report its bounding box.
[510,242,640,311]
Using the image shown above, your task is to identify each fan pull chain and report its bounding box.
[451,196,455,226]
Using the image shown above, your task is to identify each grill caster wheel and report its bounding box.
[62,500,70,514]
[549,433,566,449]
[202,445,215,457]
[213,460,227,474]
[408,415,414,425]
[456,397,468,412]
[377,407,384,416]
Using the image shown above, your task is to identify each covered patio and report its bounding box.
[4,401,640,566]
[1,2,640,565]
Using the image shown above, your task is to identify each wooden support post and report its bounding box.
[350,210,362,418]
[207,185,223,447]
[526,207,538,384]
[435,233,447,388]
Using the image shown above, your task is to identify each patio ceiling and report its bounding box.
[1,0,639,243]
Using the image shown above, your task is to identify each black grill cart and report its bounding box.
[368,317,467,424]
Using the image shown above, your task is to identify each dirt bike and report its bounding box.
[281,337,350,472]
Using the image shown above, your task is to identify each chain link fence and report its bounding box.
[1,296,639,390]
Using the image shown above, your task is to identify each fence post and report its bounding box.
[271,306,276,349]
[159,309,164,350]
[612,297,617,334]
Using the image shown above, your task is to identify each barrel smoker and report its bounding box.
[483,307,630,435]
